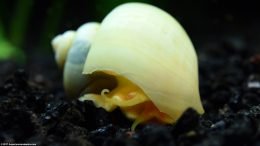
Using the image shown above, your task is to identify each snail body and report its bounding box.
[52,3,204,129]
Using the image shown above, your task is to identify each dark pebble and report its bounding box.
[172,108,200,135]
[135,124,175,146]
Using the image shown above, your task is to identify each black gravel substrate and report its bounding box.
[0,34,260,146]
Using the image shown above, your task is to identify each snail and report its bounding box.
[52,2,204,130]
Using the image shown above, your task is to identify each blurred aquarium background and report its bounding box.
[0,0,259,63]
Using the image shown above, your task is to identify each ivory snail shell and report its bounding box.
[52,2,204,129]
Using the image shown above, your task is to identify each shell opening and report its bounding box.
[79,71,174,128]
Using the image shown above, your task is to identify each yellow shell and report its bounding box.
[80,2,204,126]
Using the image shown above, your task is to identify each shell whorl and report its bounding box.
[52,22,100,98]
